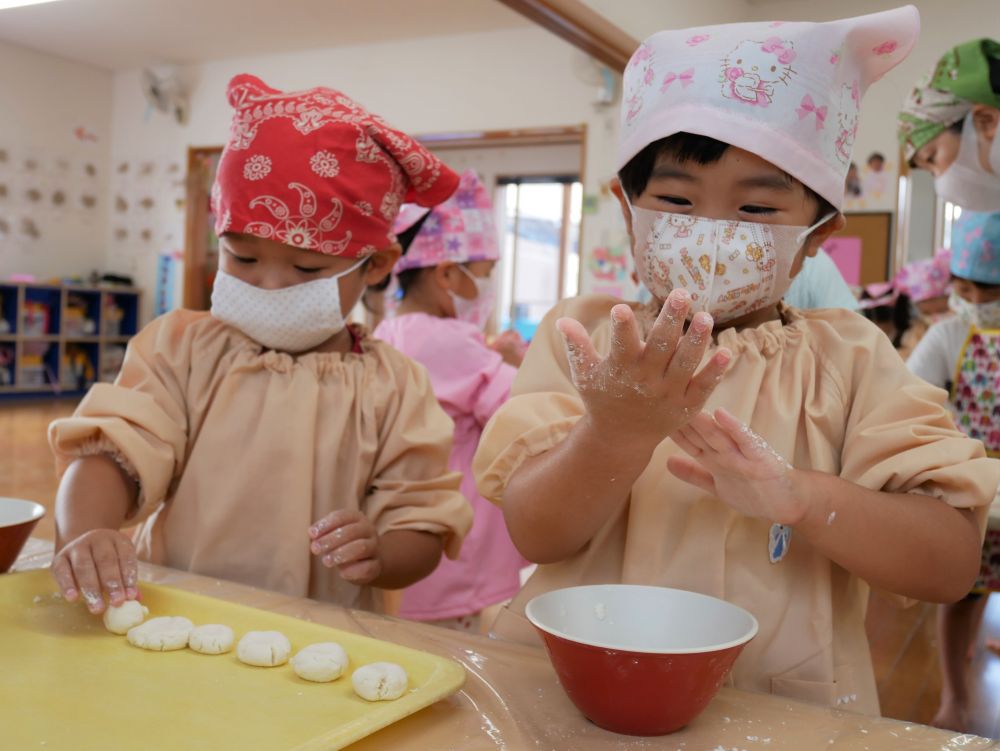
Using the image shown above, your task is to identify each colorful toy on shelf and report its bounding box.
[62,346,96,391]
[0,346,13,386]
[22,302,50,336]
[64,295,97,337]
[102,297,124,337]
[19,353,47,387]
[0,291,9,335]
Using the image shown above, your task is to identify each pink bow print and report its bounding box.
[796,95,827,130]
[761,37,796,65]
[873,40,898,56]
[686,34,710,47]
[660,68,695,92]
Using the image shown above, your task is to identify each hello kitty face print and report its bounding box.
[618,6,919,211]
[833,81,861,165]
[721,37,797,107]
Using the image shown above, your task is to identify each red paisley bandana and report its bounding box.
[212,74,459,258]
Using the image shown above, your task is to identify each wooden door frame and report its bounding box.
[183,146,223,310]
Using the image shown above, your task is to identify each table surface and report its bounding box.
[12,538,998,750]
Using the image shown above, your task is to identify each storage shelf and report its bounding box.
[0,281,142,401]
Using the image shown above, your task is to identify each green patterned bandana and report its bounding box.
[898,38,1000,160]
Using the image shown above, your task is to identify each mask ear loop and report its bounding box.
[336,256,370,281]
[795,212,837,247]
[455,263,488,299]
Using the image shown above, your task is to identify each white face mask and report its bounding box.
[449,264,497,330]
[949,291,1000,330]
[629,204,832,323]
[210,259,366,352]
[933,112,1000,212]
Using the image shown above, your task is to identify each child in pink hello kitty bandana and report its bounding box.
[474,6,1000,715]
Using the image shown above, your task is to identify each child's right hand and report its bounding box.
[556,289,731,449]
[489,330,528,367]
[51,529,139,614]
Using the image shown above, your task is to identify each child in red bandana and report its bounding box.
[48,75,472,614]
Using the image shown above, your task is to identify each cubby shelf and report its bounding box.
[0,283,141,399]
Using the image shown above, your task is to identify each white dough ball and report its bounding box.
[236,631,291,667]
[188,624,235,655]
[291,642,349,682]
[102,601,149,635]
[126,616,194,651]
[352,662,408,701]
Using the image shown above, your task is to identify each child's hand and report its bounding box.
[51,529,139,614]
[557,289,731,449]
[489,330,527,367]
[667,408,806,526]
[309,510,382,586]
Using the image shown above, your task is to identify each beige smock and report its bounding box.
[49,310,472,612]
[474,295,1000,715]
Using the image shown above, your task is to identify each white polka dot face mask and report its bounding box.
[210,259,366,352]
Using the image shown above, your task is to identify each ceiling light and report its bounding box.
[0,0,66,10]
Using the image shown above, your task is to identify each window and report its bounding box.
[497,177,582,340]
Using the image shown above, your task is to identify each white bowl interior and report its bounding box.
[0,498,45,529]
[526,584,758,654]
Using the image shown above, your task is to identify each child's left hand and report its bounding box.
[667,408,806,526]
[308,510,382,585]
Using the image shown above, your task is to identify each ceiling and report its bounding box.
[0,0,530,70]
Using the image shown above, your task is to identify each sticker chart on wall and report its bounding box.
[108,157,185,275]
[0,147,101,259]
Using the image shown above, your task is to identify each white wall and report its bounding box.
[106,26,620,320]
[584,0,751,40]
[0,41,112,280]
[746,0,998,181]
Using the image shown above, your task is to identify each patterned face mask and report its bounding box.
[629,204,833,323]
[949,291,1000,330]
[211,259,366,352]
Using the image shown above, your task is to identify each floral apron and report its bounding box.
[950,328,1000,593]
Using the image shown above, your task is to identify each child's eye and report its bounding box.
[294,266,323,274]
[231,254,257,264]
[656,195,692,207]
[740,205,776,215]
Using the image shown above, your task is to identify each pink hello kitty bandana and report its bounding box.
[619,6,919,210]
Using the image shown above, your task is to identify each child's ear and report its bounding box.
[363,244,401,286]
[971,104,999,143]
[609,178,637,248]
[432,262,459,291]
[803,213,846,257]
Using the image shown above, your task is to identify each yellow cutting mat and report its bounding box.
[1,570,465,751]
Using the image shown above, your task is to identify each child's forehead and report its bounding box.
[652,146,798,190]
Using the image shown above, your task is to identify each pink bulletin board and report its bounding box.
[823,236,863,286]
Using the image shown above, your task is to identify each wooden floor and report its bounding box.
[2,399,999,736]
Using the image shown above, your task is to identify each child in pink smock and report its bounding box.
[375,170,526,631]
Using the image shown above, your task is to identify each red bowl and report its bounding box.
[0,498,45,573]
[526,584,758,736]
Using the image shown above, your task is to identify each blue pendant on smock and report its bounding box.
[768,523,791,563]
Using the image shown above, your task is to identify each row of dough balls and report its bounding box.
[103,601,409,701]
